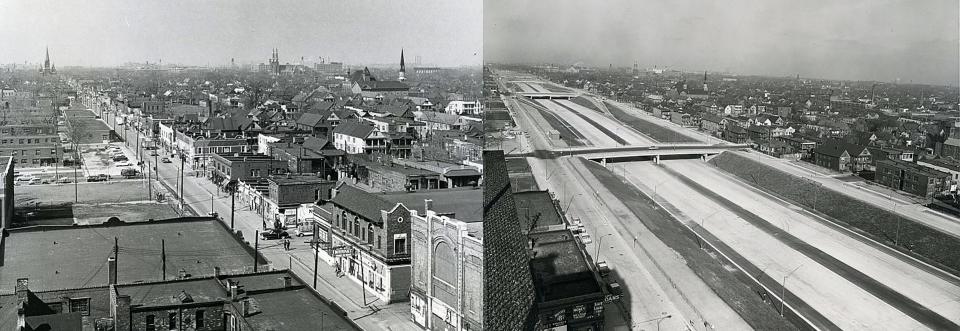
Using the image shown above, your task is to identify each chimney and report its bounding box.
[281,276,292,288]
[424,199,434,214]
[229,282,239,301]
[330,188,339,199]
[112,294,131,331]
[15,278,29,303]
[108,257,118,285]
[242,299,251,317]
[214,267,221,278]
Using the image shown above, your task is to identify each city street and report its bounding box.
[83,96,422,331]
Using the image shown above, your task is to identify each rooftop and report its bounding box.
[0,217,260,293]
[512,191,565,232]
[382,188,483,222]
[528,229,603,302]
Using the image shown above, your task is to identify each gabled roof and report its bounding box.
[331,120,376,139]
[331,184,395,222]
[296,112,325,128]
[204,116,254,131]
[417,111,460,126]
[355,81,409,92]
[813,139,859,158]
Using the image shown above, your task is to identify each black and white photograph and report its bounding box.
[1,0,959,330]
[482,0,959,330]
[0,1,480,330]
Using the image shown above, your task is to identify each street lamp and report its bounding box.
[653,178,668,195]
[595,233,613,262]
[636,313,673,331]
[780,264,803,317]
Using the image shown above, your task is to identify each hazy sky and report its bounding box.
[0,0,482,68]
[485,0,960,86]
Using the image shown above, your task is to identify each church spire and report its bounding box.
[44,46,51,68]
[398,49,406,81]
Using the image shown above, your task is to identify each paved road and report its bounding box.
[741,150,960,240]
[84,99,422,331]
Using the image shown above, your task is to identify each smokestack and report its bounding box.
[281,276,292,288]
[214,267,221,278]
[108,257,118,285]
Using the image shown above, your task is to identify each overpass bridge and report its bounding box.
[517,144,750,163]
[516,91,577,100]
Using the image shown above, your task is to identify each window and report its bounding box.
[196,310,205,328]
[35,150,40,156]
[50,149,56,155]
[168,312,177,330]
[145,315,156,331]
[393,234,407,254]
[377,235,382,249]
[367,225,373,245]
[69,298,91,315]
[18,139,23,144]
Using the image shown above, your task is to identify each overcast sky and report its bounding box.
[485,0,959,86]
[0,0,482,68]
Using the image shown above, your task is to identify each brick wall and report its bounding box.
[482,150,535,330]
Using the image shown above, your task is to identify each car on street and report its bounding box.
[295,225,315,237]
[115,161,133,167]
[56,177,72,184]
[161,157,172,163]
[259,230,291,240]
[86,174,111,182]
[15,175,38,183]
[149,151,158,156]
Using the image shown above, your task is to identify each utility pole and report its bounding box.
[179,155,185,213]
[161,239,166,280]
[254,231,260,272]
[230,186,236,229]
[313,222,319,289]
[114,237,119,284]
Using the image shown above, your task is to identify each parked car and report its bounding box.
[86,174,111,182]
[121,168,139,178]
[56,177,72,184]
[115,161,133,167]
[260,230,291,240]
[161,157,172,163]
[295,225,315,237]
[15,175,37,183]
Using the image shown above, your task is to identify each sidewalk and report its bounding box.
[110,117,422,331]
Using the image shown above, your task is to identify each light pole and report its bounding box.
[653,178,668,195]
[636,313,673,331]
[780,264,803,317]
[596,233,613,262]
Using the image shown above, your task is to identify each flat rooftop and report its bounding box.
[529,229,602,302]
[512,191,564,231]
[382,188,483,222]
[0,217,260,293]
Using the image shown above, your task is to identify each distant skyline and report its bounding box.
[485,0,960,86]
[0,0,482,68]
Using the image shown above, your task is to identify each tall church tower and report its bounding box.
[703,70,708,92]
[39,47,56,76]
[398,49,406,81]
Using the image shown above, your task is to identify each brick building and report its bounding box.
[409,195,483,330]
[481,150,535,330]
[209,152,286,182]
[875,160,951,199]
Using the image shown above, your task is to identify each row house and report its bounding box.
[311,183,413,303]
[811,139,872,172]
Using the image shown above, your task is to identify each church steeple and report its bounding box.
[398,49,406,81]
[45,47,50,68]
